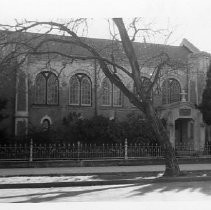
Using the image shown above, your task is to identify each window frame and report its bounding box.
[69,73,92,107]
[162,78,181,105]
[101,77,123,107]
[131,77,152,107]
[112,84,122,107]
[34,71,59,105]
[69,75,80,106]
[101,77,112,106]
[81,75,92,106]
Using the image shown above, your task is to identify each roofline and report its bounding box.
[0,29,188,49]
[180,38,200,53]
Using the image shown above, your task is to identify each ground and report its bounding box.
[1,165,211,205]
[1,180,211,202]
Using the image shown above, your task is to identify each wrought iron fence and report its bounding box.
[0,144,30,160]
[0,139,211,161]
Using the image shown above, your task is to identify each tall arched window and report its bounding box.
[113,84,122,106]
[47,73,59,104]
[102,78,112,106]
[141,77,152,99]
[133,77,152,100]
[69,75,80,105]
[69,74,92,106]
[81,76,91,106]
[35,73,46,104]
[170,79,181,103]
[34,71,59,105]
[162,78,181,104]
[101,77,122,107]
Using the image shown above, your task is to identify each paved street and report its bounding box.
[0,180,211,202]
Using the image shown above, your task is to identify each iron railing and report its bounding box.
[0,139,211,161]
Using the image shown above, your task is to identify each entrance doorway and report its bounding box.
[175,118,194,145]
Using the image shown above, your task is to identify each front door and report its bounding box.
[175,118,194,145]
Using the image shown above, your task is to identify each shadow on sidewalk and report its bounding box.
[1,171,211,202]
[4,185,132,203]
[2,180,211,202]
[127,180,211,198]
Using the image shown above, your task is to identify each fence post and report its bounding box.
[29,138,33,162]
[77,141,80,160]
[124,138,128,160]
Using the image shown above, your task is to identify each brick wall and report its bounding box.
[0,65,16,136]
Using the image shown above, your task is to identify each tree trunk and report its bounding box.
[143,101,181,176]
[113,18,181,177]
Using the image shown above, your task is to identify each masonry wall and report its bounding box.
[18,51,209,137]
[26,56,145,129]
[0,64,16,137]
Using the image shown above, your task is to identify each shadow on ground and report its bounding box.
[9,185,132,203]
[1,171,211,202]
[6,180,211,202]
[127,181,211,198]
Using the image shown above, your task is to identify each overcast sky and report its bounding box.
[1,0,211,53]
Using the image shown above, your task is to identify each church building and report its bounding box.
[0,31,210,152]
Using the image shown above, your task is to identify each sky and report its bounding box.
[1,0,211,53]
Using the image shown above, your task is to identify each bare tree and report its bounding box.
[0,18,186,176]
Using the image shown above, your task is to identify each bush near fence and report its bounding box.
[26,113,158,145]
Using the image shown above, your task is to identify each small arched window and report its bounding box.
[69,74,92,106]
[101,77,122,107]
[42,119,50,131]
[34,71,59,105]
[162,78,181,104]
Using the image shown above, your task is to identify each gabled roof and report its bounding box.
[1,30,193,65]
[133,42,190,64]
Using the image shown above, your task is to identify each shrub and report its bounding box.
[27,112,159,145]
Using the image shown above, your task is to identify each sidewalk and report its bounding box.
[1,164,211,188]
[1,163,211,177]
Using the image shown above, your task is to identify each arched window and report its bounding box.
[69,74,92,106]
[170,79,181,103]
[42,119,50,131]
[133,77,152,100]
[35,73,46,104]
[162,78,181,104]
[81,77,91,106]
[113,84,122,106]
[102,78,112,106]
[34,71,59,105]
[141,77,152,99]
[101,77,122,107]
[69,75,80,105]
[47,73,59,104]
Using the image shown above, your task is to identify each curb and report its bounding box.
[0,171,163,178]
[1,157,211,169]
[1,169,211,178]
[1,175,211,189]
